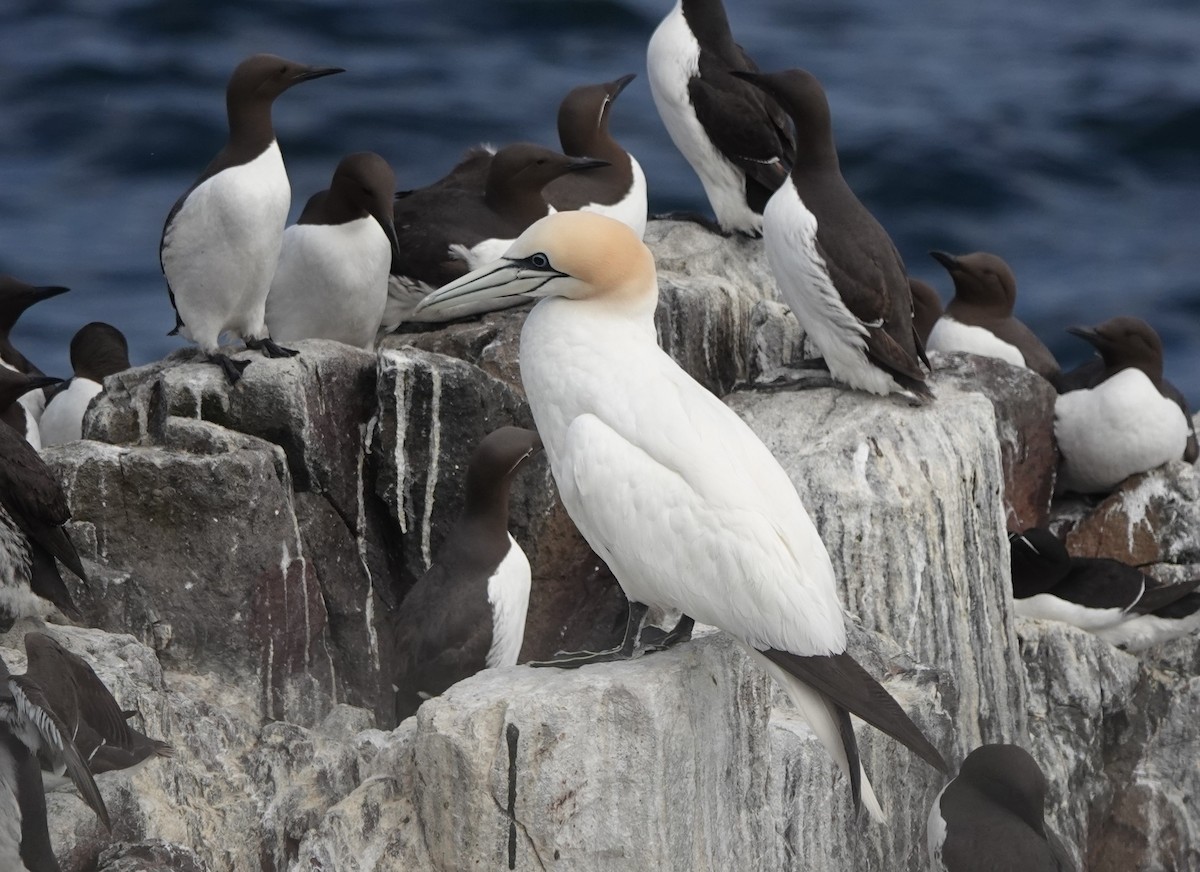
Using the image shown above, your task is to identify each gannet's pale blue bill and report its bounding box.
[414,257,566,319]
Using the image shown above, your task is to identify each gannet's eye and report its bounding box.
[529,253,550,269]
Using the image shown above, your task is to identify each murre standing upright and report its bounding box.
[733,68,932,401]
[265,152,400,350]
[38,323,130,448]
[647,0,795,236]
[415,212,947,819]
[1054,317,1192,494]
[543,74,648,239]
[384,143,607,328]
[388,427,541,724]
[23,632,173,778]
[0,369,89,625]
[928,744,1075,871]
[926,250,1060,381]
[160,53,344,384]
[0,277,71,449]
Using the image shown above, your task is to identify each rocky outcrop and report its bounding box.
[22,220,1200,871]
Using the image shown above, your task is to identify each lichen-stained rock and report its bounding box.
[1058,461,1200,565]
[770,627,955,871]
[95,841,206,872]
[932,351,1059,531]
[44,431,340,722]
[726,376,1027,754]
[1017,619,1140,871]
[298,633,774,872]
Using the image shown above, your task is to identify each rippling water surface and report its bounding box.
[1,0,1198,401]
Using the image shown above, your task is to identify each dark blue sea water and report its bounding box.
[2,0,1198,402]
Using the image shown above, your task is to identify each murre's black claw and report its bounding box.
[210,353,250,384]
[246,337,299,358]
[637,614,695,652]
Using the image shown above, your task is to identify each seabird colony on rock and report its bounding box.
[416,211,948,818]
[3,0,1200,864]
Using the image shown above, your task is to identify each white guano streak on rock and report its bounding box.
[357,420,380,670]
[392,356,411,535]
[1118,473,1171,555]
[420,367,442,571]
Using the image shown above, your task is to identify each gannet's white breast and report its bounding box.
[578,156,648,240]
[647,1,759,235]
[485,533,532,669]
[763,181,898,396]
[519,295,846,655]
[161,141,291,350]
[927,316,1027,368]
[266,217,391,350]
[1055,367,1189,493]
[38,378,103,447]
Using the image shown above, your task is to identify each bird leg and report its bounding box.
[527,601,649,669]
[210,353,251,384]
[245,337,299,358]
[637,614,695,652]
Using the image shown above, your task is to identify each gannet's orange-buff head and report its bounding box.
[414,212,658,320]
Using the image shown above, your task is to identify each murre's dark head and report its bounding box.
[226,53,345,106]
[0,275,70,334]
[485,144,609,225]
[956,744,1050,836]
[0,366,61,414]
[303,152,400,261]
[930,251,1018,315]
[463,426,543,522]
[908,277,943,346]
[1067,316,1165,383]
[557,74,636,157]
[488,144,609,195]
[1009,527,1071,597]
[730,68,836,166]
[69,322,130,383]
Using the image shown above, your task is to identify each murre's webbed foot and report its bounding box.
[528,601,647,669]
[210,353,251,384]
[246,337,299,358]
[637,614,695,652]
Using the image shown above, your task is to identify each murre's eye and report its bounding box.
[529,253,550,269]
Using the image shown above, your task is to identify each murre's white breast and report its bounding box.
[1094,610,1200,651]
[161,141,291,351]
[763,182,902,396]
[647,1,759,234]
[39,378,103,447]
[1055,367,1189,493]
[1013,593,1129,631]
[578,156,648,240]
[266,217,391,350]
[485,533,532,669]
[927,316,1027,368]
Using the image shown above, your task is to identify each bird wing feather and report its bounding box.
[551,357,846,656]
